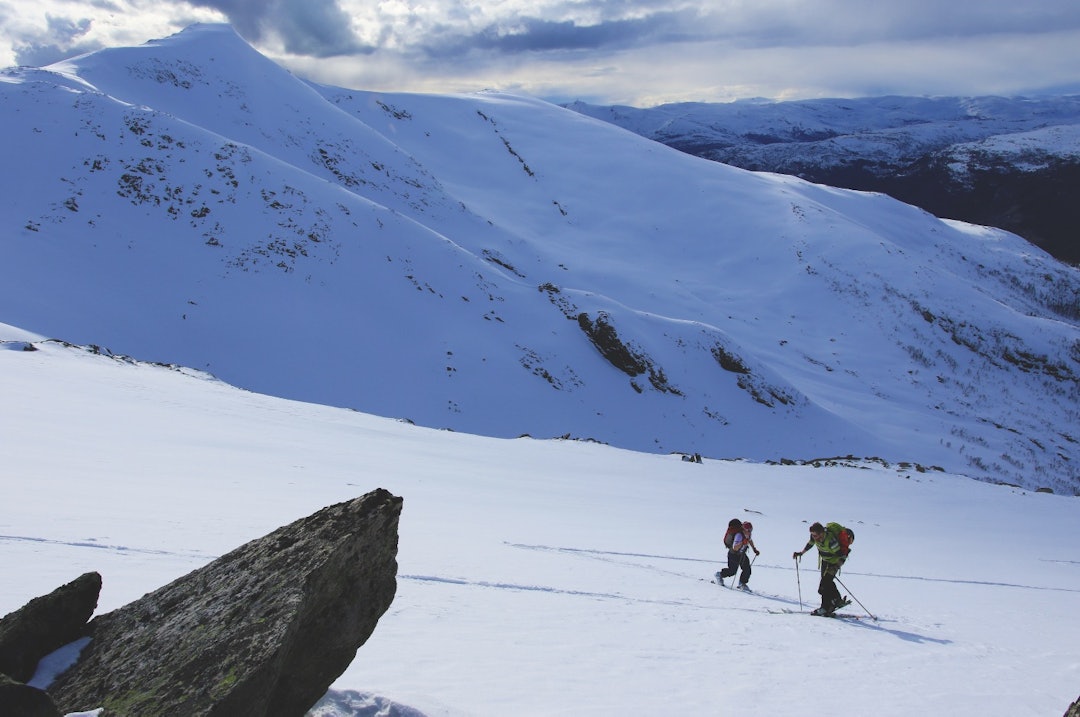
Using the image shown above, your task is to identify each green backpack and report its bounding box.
[826,522,854,554]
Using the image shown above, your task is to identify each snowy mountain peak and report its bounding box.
[1,25,1078,492]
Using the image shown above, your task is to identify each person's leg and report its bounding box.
[739,552,751,585]
[817,569,834,609]
[720,550,739,578]
[821,566,842,610]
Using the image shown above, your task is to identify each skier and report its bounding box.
[793,521,851,615]
[716,519,759,590]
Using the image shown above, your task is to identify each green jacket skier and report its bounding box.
[793,521,851,615]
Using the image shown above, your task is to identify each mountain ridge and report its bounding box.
[566,94,1080,264]
[1,24,1078,491]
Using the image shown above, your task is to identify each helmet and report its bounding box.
[742,521,753,531]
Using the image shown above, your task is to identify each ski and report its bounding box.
[767,607,867,620]
[710,572,752,590]
[711,577,752,592]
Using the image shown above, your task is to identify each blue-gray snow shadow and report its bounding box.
[831,616,952,645]
[310,689,427,716]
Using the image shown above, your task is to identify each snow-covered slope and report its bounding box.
[1,25,1078,491]
[567,95,1080,264]
[2,324,1078,717]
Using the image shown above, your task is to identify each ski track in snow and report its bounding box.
[7,531,1074,680]
[400,574,634,604]
[0,534,217,561]
[504,541,1080,595]
[403,543,969,653]
[492,540,1079,647]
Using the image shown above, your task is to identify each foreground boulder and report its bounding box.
[0,673,60,717]
[1065,695,1080,717]
[0,674,61,717]
[49,488,402,716]
[0,571,101,682]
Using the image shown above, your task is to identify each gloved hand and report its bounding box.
[792,551,801,559]
[754,548,761,556]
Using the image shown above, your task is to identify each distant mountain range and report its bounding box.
[566,96,1080,265]
[1,24,1078,492]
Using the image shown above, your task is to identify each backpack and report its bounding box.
[826,522,854,555]
[723,519,744,549]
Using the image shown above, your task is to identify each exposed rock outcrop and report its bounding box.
[1065,694,1080,717]
[0,571,101,682]
[49,488,402,716]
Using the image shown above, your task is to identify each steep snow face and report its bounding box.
[1,24,1078,491]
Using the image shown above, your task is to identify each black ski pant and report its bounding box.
[818,564,843,609]
[720,550,751,585]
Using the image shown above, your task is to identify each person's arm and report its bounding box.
[793,539,813,559]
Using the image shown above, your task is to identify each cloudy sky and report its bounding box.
[3,0,1080,106]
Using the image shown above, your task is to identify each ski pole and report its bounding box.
[834,574,877,621]
[795,555,803,611]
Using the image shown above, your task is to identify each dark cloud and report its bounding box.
[275,0,373,56]
[13,15,102,67]
[879,0,1080,37]
[717,1,1080,48]
[185,0,271,38]
[189,0,371,57]
[4,0,1079,105]
[424,8,703,58]
[87,0,124,11]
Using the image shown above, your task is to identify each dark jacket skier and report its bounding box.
[717,519,759,590]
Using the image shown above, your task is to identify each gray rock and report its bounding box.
[1065,695,1080,717]
[0,571,101,682]
[49,488,402,716]
[0,674,61,717]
